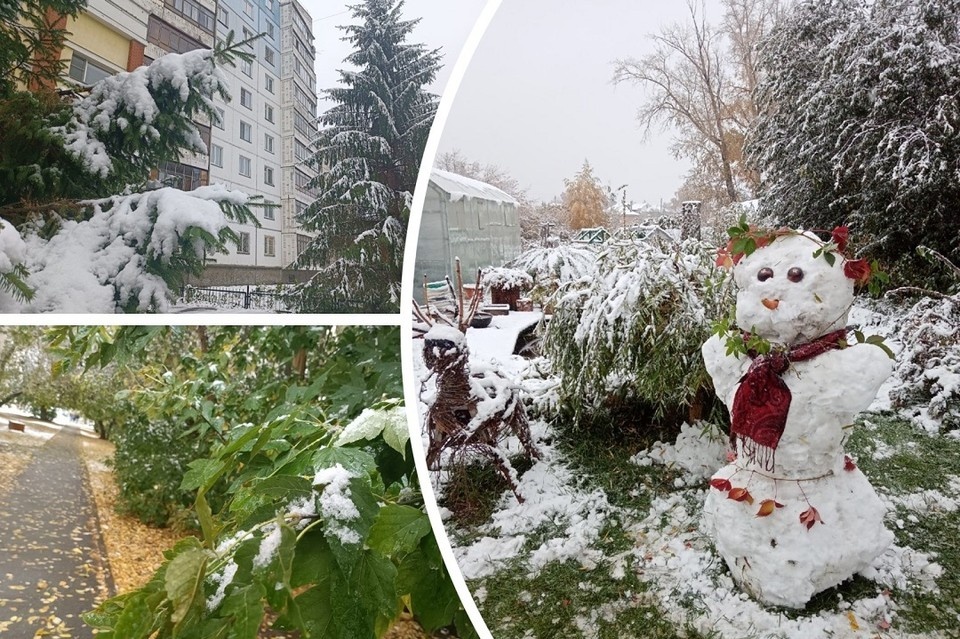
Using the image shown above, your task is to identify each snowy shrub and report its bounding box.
[543,238,733,432]
[888,293,960,431]
[481,266,533,291]
[505,244,597,305]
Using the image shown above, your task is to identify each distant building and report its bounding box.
[415,169,523,288]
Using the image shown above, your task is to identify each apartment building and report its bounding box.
[208,0,284,272]
[51,0,318,282]
[279,0,318,268]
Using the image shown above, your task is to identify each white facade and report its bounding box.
[208,0,285,268]
[278,0,318,267]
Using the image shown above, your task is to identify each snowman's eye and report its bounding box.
[757,267,774,282]
[787,267,804,283]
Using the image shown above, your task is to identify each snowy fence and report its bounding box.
[180,285,289,312]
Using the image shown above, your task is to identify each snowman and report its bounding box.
[701,229,894,609]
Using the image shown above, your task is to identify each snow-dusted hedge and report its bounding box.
[505,244,597,306]
[542,239,732,430]
[481,266,533,291]
[888,293,960,432]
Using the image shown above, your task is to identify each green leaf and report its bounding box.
[367,505,432,556]
[350,549,398,620]
[396,538,460,632]
[110,592,154,639]
[220,583,265,639]
[252,474,313,500]
[312,446,377,477]
[381,406,410,458]
[181,459,228,492]
[164,548,209,632]
[824,251,836,267]
[195,491,223,549]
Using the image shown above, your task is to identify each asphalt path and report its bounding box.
[0,421,108,639]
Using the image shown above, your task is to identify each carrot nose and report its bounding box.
[761,298,780,310]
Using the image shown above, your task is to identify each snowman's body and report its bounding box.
[701,233,894,609]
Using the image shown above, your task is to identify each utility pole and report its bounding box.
[616,184,628,232]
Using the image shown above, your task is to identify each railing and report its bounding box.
[180,285,289,312]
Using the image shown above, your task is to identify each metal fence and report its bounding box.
[180,285,290,312]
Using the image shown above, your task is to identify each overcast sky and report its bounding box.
[298,1,728,208]
[436,1,731,208]
[302,0,487,112]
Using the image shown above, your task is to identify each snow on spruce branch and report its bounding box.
[52,47,230,178]
[0,184,251,313]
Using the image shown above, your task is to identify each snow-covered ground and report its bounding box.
[417,298,959,639]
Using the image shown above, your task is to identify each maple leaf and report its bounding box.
[799,506,823,530]
[756,499,784,517]
[727,487,754,504]
[844,455,857,472]
[709,478,732,492]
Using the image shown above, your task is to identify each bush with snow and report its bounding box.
[505,244,597,305]
[543,238,733,431]
[888,293,960,431]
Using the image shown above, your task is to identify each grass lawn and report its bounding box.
[453,412,959,638]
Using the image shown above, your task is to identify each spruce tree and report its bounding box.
[292,0,440,313]
[748,0,960,289]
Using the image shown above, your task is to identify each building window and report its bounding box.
[264,133,274,153]
[264,75,274,93]
[297,233,310,256]
[264,235,275,257]
[295,85,316,114]
[264,46,275,66]
[264,166,274,186]
[295,169,313,194]
[295,139,310,162]
[237,231,250,255]
[210,144,223,168]
[243,0,253,18]
[239,120,252,142]
[158,161,205,191]
[240,88,252,109]
[147,16,204,54]
[264,104,274,123]
[214,106,225,129]
[264,0,274,11]
[266,21,275,39]
[68,53,113,86]
[294,112,315,139]
[238,155,251,177]
[241,58,252,76]
[217,7,228,27]
[167,0,215,34]
[264,204,275,220]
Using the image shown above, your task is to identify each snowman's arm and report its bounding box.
[702,333,752,411]
[793,343,894,415]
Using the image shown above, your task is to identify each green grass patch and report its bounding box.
[469,526,695,639]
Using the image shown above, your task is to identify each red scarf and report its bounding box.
[730,329,848,471]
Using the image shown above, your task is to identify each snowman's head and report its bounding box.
[734,232,853,346]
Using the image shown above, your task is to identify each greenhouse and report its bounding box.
[414,169,523,293]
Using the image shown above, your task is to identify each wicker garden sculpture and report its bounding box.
[413,261,539,501]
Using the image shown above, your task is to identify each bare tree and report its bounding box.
[613,0,781,208]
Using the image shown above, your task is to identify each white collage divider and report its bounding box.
[400,2,504,638]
